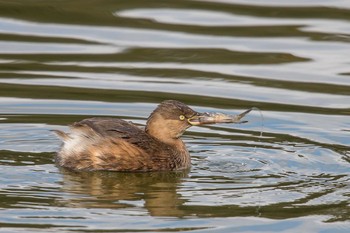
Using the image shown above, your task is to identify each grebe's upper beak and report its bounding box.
[188,108,252,126]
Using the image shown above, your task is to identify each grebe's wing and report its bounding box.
[74,117,143,137]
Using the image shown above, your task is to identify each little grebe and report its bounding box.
[54,100,250,172]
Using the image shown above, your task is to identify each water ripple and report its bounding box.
[0,0,349,232]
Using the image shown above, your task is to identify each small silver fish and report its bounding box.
[189,108,252,125]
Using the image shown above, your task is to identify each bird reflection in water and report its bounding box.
[59,168,189,217]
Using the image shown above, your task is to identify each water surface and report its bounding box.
[0,0,349,232]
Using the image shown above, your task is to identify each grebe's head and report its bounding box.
[145,100,198,141]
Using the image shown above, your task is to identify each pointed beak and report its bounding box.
[188,108,252,126]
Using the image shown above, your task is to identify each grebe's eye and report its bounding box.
[179,115,185,121]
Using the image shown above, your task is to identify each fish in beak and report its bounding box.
[188,108,252,126]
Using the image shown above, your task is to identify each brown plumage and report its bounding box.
[53,100,251,172]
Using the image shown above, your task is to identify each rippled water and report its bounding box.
[0,0,349,232]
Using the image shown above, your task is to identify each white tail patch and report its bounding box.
[54,125,100,157]
[52,130,71,141]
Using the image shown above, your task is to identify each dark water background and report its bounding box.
[0,0,349,232]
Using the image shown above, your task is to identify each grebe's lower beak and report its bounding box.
[188,108,252,126]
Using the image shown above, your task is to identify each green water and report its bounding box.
[0,0,349,232]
